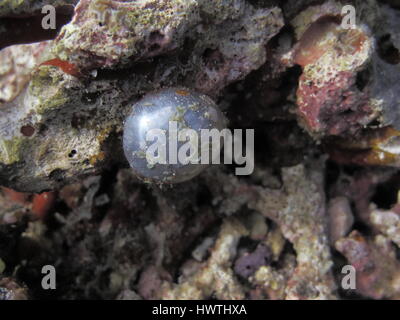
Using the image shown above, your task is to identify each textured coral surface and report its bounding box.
[1,0,400,301]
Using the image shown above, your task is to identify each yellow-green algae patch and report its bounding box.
[28,67,72,115]
[0,136,30,165]
[0,0,25,11]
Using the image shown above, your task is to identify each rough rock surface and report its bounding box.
[370,195,400,247]
[0,0,284,192]
[328,197,354,244]
[336,231,400,299]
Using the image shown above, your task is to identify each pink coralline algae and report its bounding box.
[286,3,377,138]
[336,231,400,299]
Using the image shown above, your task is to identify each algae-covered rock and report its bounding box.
[0,0,76,16]
[0,0,283,192]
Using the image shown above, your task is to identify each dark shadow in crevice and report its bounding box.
[377,34,400,65]
[0,6,74,50]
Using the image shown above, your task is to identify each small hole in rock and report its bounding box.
[20,125,35,137]
[377,34,400,65]
[340,109,355,116]
[149,43,161,52]
[202,48,224,70]
[371,174,400,209]
[68,150,77,158]
[149,31,164,42]
[71,113,86,129]
[355,68,371,91]
[368,119,380,127]
[49,169,65,183]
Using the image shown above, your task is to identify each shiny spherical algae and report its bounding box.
[123,88,228,183]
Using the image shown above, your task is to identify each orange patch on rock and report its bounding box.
[294,16,367,67]
[294,17,339,67]
[1,187,30,204]
[1,187,56,219]
[32,192,56,219]
[176,90,189,96]
[40,58,81,77]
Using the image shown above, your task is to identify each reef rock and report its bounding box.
[0,0,283,192]
[284,1,400,139]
